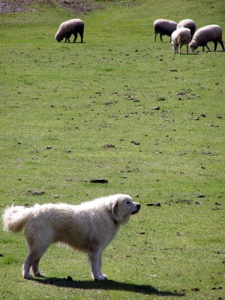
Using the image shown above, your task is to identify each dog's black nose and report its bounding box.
[132,204,141,214]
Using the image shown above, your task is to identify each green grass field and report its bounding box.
[0,0,225,299]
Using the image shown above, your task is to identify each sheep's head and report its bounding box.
[189,40,197,51]
[55,32,63,42]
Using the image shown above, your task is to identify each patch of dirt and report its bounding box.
[56,0,103,14]
[0,0,103,14]
[0,0,33,13]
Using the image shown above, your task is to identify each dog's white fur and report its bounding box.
[3,194,140,281]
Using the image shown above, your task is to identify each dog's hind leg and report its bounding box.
[22,238,51,279]
[22,251,38,279]
[31,257,45,277]
[23,223,53,279]
[22,247,47,279]
[88,247,107,281]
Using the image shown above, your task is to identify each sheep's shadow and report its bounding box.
[192,49,225,54]
[33,277,183,297]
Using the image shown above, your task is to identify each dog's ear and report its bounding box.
[111,201,119,219]
[110,198,131,225]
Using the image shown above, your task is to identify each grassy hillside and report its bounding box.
[0,0,225,299]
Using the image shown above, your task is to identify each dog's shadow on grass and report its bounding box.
[33,277,183,297]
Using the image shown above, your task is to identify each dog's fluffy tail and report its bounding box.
[3,205,33,233]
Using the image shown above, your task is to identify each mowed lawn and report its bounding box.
[0,0,225,299]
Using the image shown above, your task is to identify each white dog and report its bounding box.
[3,194,140,281]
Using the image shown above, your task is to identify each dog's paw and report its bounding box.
[94,274,107,281]
[23,273,33,280]
[34,272,45,278]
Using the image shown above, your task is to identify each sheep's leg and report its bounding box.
[80,33,83,43]
[218,40,225,51]
[73,33,78,43]
[213,41,218,51]
[206,44,210,51]
[179,44,182,54]
[160,34,163,42]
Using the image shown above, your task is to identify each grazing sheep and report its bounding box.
[177,19,196,38]
[55,19,84,43]
[171,27,191,54]
[153,19,177,42]
[189,25,225,52]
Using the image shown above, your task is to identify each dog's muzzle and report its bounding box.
[132,204,141,214]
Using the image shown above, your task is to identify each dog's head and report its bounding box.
[111,194,140,225]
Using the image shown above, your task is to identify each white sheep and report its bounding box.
[177,19,196,38]
[189,25,225,52]
[153,19,177,42]
[171,27,191,54]
[55,19,84,43]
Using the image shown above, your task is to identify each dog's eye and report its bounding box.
[126,200,131,205]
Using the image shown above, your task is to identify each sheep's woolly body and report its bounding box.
[153,19,177,42]
[177,19,196,38]
[189,24,225,52]
[171,28,191,54]
[55,19,84,43]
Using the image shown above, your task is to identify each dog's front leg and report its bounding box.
[88,247,107,281]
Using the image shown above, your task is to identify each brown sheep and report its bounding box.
[55,19,84,43]
[153,19,177,42]
[189,25,224,52]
